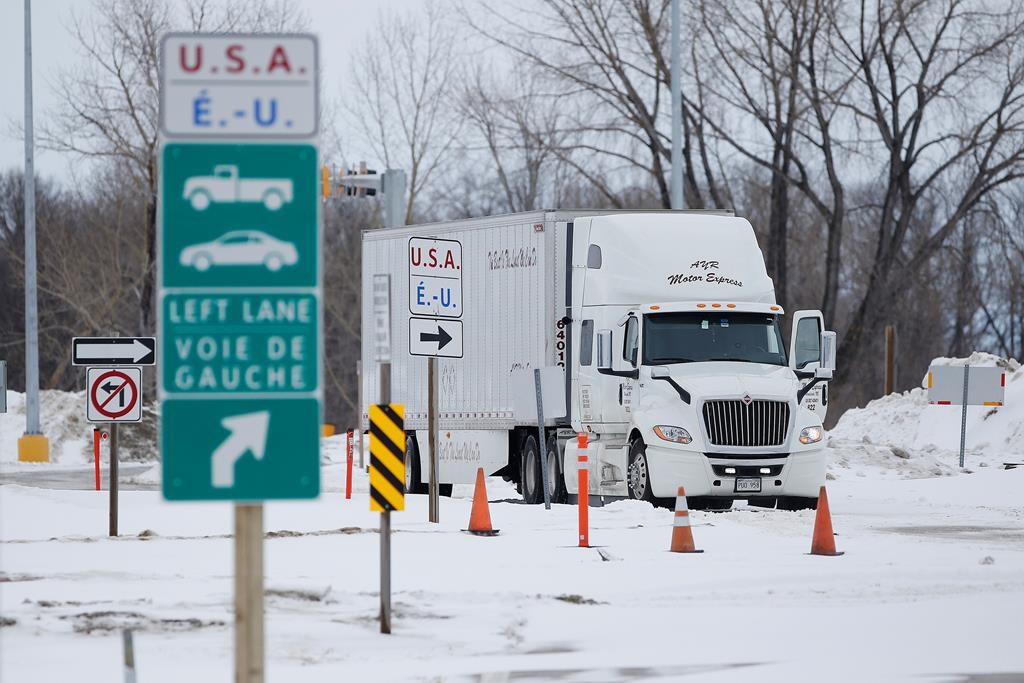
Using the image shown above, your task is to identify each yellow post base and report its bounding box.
[17,434,50,463]
[321,424,336,437]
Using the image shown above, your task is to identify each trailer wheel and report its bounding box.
[520,433,544,504]
[546,435,568,504]
[627,439,659,505]
[404,433,427,494]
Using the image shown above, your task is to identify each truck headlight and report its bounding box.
[653,425,692,444]
[799,426,823,444]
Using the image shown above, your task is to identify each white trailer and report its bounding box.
[361,210,836,509]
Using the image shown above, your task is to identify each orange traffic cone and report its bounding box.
[810,485,844,556]
[669,487,703,553]
[465,467,499,536]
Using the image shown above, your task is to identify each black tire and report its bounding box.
[777,496,818,511]
[521,433,544,504]
[546,435,568,504]
[689,497,733,512]
[627,439,659,505]
[405,433,427,494]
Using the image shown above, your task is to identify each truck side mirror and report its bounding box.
[596,329,613,370]
[820,331,837,372]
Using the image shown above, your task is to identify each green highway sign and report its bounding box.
[161,292,318,395]
[158,137,321,501]
[161,397,320,501]
[161,143,318,289]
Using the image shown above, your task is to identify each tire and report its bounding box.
[263,190,284,211]
[546,435,568,504]
[189,191,211,211]
[777,496,818,511]
[264,253,283,272]
[690,497,733,512]
[192,253,212,272]
[627,439,659,505]
[405,433,427,494]
[520,433,544,504]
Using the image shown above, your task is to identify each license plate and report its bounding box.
[734,477,762,493]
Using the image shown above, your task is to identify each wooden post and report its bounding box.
[884,325,896,395]
[109,423,119,537]
[428,357,439,523]
[379,362,392,635]
[235,504,264,683]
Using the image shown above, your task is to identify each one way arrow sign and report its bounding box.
[409,318,463,358]
[73,337,156,366]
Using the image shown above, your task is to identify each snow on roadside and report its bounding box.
[827,352,1022,479]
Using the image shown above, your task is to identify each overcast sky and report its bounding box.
[0,0,419,184]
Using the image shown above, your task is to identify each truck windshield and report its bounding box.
[643,312,787,366]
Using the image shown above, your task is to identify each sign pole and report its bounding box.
[428,357,439,522]
[534,369,551,510]
[357,360,365,469]
[109,422,119,536]
[884,325,896,394]
[379,363,392,635]
[959,365,970,469]
[235,503,264,683]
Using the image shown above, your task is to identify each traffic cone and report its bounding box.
[669,487,703,553]
[810,485,844,556]
[465,467,499,536]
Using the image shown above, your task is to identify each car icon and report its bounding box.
[179,230,298,272]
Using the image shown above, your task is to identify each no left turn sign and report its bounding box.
[87,367,143,423]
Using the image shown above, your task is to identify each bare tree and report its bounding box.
[344,1,463,224]
[39,0,306,336]
[831,0,1024,394]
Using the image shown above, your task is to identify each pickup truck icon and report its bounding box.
[183,165,294,211]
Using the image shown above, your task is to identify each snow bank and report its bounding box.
[1,389,159,465]
[827,352,1023,479]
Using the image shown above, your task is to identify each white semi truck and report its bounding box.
[361,210,836,509]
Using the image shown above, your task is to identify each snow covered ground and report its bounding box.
[2,355,1023,681]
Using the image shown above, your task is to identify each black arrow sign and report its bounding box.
[419,326,453,350]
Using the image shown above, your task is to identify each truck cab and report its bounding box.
[560,213,835,510]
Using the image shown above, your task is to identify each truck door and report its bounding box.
[789,310,829,421]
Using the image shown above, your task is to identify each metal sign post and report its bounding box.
[928,364,1006,469]
[109,423,119,537]
[534,368,551,510]
[428,357,439,522]
[369,400,405,635]
[0,360,7,414]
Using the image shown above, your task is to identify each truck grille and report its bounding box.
[702,400,790,447]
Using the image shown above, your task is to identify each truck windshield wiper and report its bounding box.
[650,357,695,364]
[703,357,759,363]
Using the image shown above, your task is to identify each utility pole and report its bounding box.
[669,0,684,210]
[18,0,48,463]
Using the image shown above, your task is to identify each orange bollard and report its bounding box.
[577,432,589,547]
[809,485,844,556]
[345,429,354,500]
[465,467,499,536]
[669,486,703,553]
[93,428,101,491]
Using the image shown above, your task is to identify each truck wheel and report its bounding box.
[189,191,211,211]
[404,433,426,494]
[520,433,544,504]
[777,496,818,511]
[546,435,568,504]
[627,440,659,505]
[263,190,284,211]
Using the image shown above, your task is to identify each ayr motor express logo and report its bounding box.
[667,259,743,287]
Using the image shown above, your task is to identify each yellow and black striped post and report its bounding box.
[369,404,406,512]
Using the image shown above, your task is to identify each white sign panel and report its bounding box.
[928,366,1005,406]
[408,237,463,318]
[511,366,567,421]
[409,318,463,358]
[161,34,319,138]
[87,367,143,423]
[372,274,392,363]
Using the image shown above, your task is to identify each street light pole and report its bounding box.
[670,0,684,210]
[18,0,48,462]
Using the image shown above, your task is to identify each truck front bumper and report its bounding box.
[644,444,826,499]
